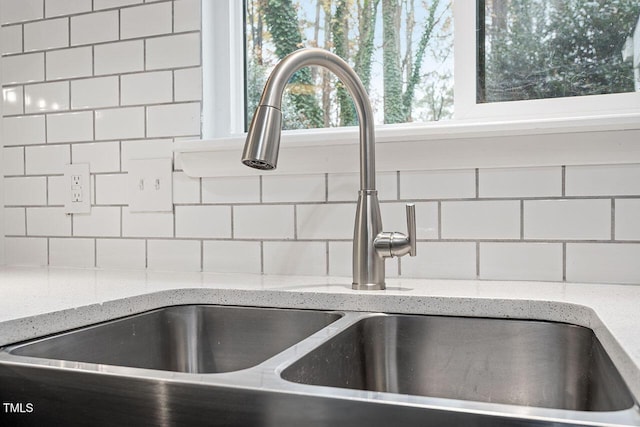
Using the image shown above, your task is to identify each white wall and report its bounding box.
[1,0,640,285]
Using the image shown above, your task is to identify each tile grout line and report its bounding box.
[562,242,567,281]
[520,200,524,240]
[476,241,480,278]
[611,198,616,241]
[325,241,329,275]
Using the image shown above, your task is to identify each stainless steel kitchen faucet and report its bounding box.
[241,48,416,290]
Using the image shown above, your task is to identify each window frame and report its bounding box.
[194,0,640,176]
[454,1,640,121]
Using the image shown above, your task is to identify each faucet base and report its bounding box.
[352,282,385,291]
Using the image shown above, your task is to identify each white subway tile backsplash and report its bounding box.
[147,103,200,137]
[148,239,201,271]
[174,0,201,32]
[49,238,95,268]
[567,243,640,284]
[121,2,172,39]
[262,174,325,203]
[2,53,44,84]
[327,241,351,277]
[174,67,202,102]
[122,208,173,237]
[3,115,45,145]
[94,40,144,75]
[175,205,231,238]
[121,139,174,171]
[203,241,262,274]
[5,177,47,206]
[479,167,561,198]
[3,86,24,115]
[1,25,23,55]
[46,47,92,80]
[25,144,70,175]
[328,241,399,278]
[566,164,640,196]
[7,0,640,285]
[24,18,69,51]
[4,237,48,266]
[202,176,260,204]
[263,241,326,276]
[401,169,475,200]
[24,81,69,113]
[524,199,611,240]
[47,175,66,205]
[402,242,477,279]
[380,202,438,239]
[27,207,71,236]
[96,239,146,269]
[3,147,24,175]
[71,76,119,109]
[297,204,354,240]
[173,172,200,204]
[615,199,640,241]
[71,11,119,46]
[327,171,397,201]
[234,205,294,239]
[146,33,200,70]
[74,207,121,237]
[47,111,93,142]
[45,0,92,17]
[95,107,145,140]
[72,142,120,173]
[95,174,128,205]
[479,242,563,281]
[121,71,173,105]
[1,0,43,24]
[93,0,143,10]
[442,201,520,239]
[4,208,26,235]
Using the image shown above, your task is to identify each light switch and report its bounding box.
[128,158,173,212]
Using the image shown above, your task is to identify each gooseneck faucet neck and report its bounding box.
[242,48,416,290]
[242,48,376,191]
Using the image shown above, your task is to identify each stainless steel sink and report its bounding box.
[1,307,638,426]
[282,314,634,412]
[7,305,342,373]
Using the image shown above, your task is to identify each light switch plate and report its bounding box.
[128,158,173,212]
[64,163,91,214]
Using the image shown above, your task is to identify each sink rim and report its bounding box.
[1,307,639,427]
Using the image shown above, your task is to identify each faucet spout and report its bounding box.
[242,48,416,290]
[242,48,376,191]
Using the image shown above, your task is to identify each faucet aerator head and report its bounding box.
[242,105,282,171]
[242,159,275,170]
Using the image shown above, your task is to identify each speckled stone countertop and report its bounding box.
[1,266,639,399]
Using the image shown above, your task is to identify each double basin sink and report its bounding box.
[0,304,638,426]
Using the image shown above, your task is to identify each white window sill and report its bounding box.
[175,112,640,178]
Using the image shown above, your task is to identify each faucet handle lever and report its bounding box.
[406,203,417,257]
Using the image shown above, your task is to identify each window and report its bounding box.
[202,1,640,139]
[244,0,454,130]
[478,0,640,103]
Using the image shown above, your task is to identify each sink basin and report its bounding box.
[1,308,638,426]
[8,305,341,373]
[282,314,635,412]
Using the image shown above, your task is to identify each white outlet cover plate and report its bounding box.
[128,158,173,212]
[64,163,91,214]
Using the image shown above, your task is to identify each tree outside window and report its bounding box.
[245,0,454,130]
[479,0,640,103]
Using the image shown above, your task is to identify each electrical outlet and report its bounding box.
[64,164,91,214]
[128,158,173,212]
